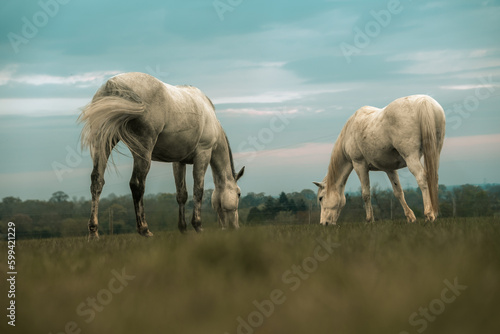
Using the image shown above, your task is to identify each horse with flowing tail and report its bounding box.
[313,95,445,225]
[79,72,244,239]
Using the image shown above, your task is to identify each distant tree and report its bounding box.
[300,189,317,201]
[454,184,491,217]
[264,197,279,219]
[240,192,267,208]
[2,184,499,239]
[203,189,214,208]
[278,192,289,211]
[296,198,308,212]
[50,191,69,203]
[1,196,22,218]
[247,207,264,223]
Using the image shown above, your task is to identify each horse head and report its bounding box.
[212,167,245,229]
[313,181,346,226]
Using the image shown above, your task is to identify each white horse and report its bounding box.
[314,95,445,225]
[79,72,244,239]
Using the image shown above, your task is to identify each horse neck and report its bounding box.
[210,131,235,189]
[325,138,353,195]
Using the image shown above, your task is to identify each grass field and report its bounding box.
[2,218,500,334]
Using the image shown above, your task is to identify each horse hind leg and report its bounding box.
[404,153,435,222]
[88,144,115,240]
[173,162,188,233]
[130,153,154,237]
[386,170,416,223]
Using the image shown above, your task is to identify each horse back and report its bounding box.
[102,72,220,163]
[382,95,445,145]
[154,80,220,162]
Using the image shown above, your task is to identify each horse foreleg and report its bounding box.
[173,162,188,233]
[191,151,211,233]
[130,155,153,237]
[386,170,416,223]
[405,154,435,222]
[353,162,374,223]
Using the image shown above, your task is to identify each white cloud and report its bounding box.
[0,64,18,85]
[233,134,500,169]
[217,108,299,116]
[441,134,500,162]
[235,142,333,166]
[212,88,347,105]
[0,66,120,87]
[212,91,303,104]
[389,49,500,75]
[14,71,120,87]
[0,98,90,116]
[440,84,497,91]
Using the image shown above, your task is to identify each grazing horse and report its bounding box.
[314,95,445,225]
[79,72,244,239]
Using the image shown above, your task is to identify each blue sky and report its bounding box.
[1,0,499,200]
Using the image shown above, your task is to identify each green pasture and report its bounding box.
[2,218,500,334]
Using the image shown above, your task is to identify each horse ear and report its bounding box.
[313,181,324,189]
[235,166,245,181]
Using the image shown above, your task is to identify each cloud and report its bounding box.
[217,108,299,116]
[213,88,347,105]
[441,134,500,162]
[13,71,120,87]
[233,134,500,169]
[213,91,303,104]
[389,49,500,75]
[0,98,89,116]
[0,66,120,87]
[440,84,497,91]
[284,55,409,84]
[0,64,18,85]
[235,142,332,166]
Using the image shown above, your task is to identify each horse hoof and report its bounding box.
[407,214,417,223]
[425,213,436,222]
[194,226,204,233]
[88,231,99,241]
[139,229,154,237]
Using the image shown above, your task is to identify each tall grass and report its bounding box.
[2,218,499,334]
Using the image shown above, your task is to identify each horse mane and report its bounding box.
[325,117,353,192]
[223,131,237,178]
[206,95,236,179]
[204,94,216,111]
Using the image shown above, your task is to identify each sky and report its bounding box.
[0,0,499,201]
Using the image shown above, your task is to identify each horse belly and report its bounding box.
[151,115,203,162]
[368,147,407,171]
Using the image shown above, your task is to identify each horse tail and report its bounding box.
[418,96,445,216]
[78,78,147,168]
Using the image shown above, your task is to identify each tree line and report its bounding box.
[1,184,499,239]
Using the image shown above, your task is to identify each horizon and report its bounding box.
[5,182,499,203]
